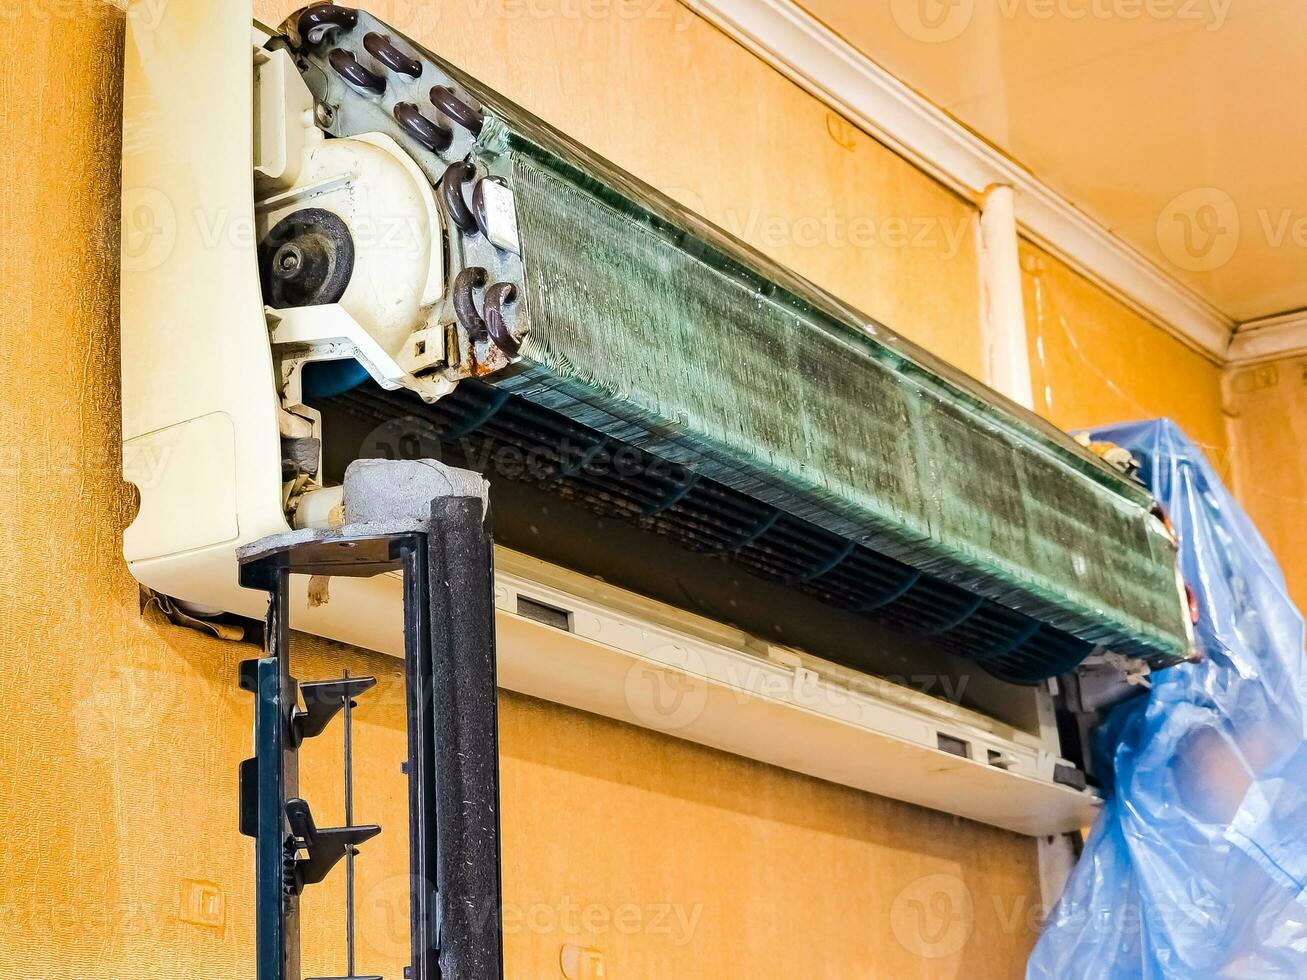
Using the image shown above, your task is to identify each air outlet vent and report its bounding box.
[516,595,572,632]
[329,382,1099,684]
[937,734,971,759]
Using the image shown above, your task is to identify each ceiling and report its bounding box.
[794,0,1306,323]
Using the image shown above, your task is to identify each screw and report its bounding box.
[273,243,305,279]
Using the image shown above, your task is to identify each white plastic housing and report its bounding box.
[119,2,1097,836]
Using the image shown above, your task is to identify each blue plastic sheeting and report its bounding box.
[1028,419,1307,979]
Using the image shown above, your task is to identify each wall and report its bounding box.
[1225,357,1307,616]
[0,3,1045,979]
[1017,242,1307,626]
[1019,240,1230,471]
[9,0,1285,976]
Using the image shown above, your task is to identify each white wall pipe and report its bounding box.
[980,183,1036,409]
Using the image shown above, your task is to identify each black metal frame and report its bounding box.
[238,497,504,980]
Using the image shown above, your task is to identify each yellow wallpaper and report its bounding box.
[1019,240,1231,474]
[1225,358,1307,619]
[0,3,1043,979]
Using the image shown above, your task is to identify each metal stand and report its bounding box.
[238,494,504,980]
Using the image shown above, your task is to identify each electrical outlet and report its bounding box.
[560,943,606,978]
[178,879,226,928]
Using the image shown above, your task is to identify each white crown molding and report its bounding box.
[1227,311,1307,366]
[681,0,1235,362]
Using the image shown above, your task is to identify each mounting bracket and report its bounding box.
[238,488,504,980]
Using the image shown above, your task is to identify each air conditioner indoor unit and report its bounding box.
[120,1,1194,837]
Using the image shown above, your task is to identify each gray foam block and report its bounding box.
[343,458,490,525]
